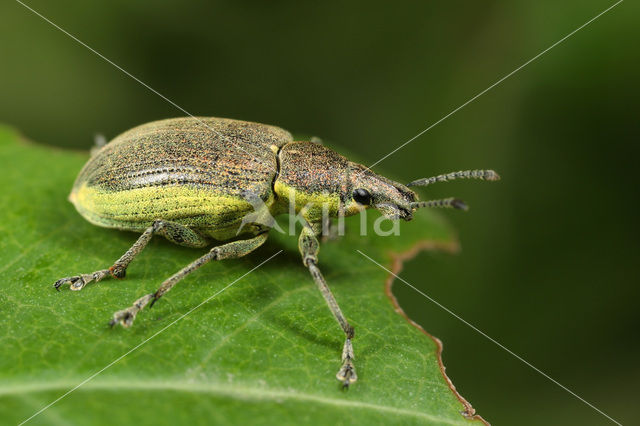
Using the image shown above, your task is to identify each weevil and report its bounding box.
[54,117,499,387]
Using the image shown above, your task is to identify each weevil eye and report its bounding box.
[352,188,372,205]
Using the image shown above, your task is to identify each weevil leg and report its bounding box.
[300,222,357,387]
[109,232,269,328]
[53,220,209,291]
[320,216,341,242]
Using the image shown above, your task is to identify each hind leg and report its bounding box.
[54,220,209,291]
[109,232,269,327]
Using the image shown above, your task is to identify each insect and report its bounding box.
[54,117,499,387]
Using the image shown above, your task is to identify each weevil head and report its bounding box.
[344,163,417,221]
[274,142,417,222]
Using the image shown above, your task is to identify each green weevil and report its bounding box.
[54,116,499,387]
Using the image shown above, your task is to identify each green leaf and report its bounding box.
[0,124,486,425]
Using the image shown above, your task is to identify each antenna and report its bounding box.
[410,198,468,211]
[407,170,500,187]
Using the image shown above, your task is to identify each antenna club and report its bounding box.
[485,170,501,181]
[452,198,469,211]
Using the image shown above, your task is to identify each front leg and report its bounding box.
[299,222,357,387]
[320,215,342,242]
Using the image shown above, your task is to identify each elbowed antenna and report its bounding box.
[407,169,500,187]
[411,198,468,211]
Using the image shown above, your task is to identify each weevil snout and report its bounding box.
[348,164,417,220]
[349,166,500,220]
[374,194,417,221]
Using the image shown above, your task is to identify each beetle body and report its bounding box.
[70,117,418,241]
[58,116,499,387]
[70,117,294,241]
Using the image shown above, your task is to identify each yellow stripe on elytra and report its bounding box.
[71,183,261,228]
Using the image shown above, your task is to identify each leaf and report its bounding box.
[0,124,486,425]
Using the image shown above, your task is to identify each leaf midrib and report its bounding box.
[3,379,466,425]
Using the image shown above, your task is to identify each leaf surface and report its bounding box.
[0,125,485,425]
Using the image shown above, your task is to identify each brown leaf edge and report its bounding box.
[384,239,489,425]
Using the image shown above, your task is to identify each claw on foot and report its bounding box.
[109,309,136,328]
[108,293,154,328]
[53,269,111,291]
[337,359,357,388]
[53,274,92,291]
[149,292,160,308]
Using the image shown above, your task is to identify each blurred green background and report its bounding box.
[1,1,637,424]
